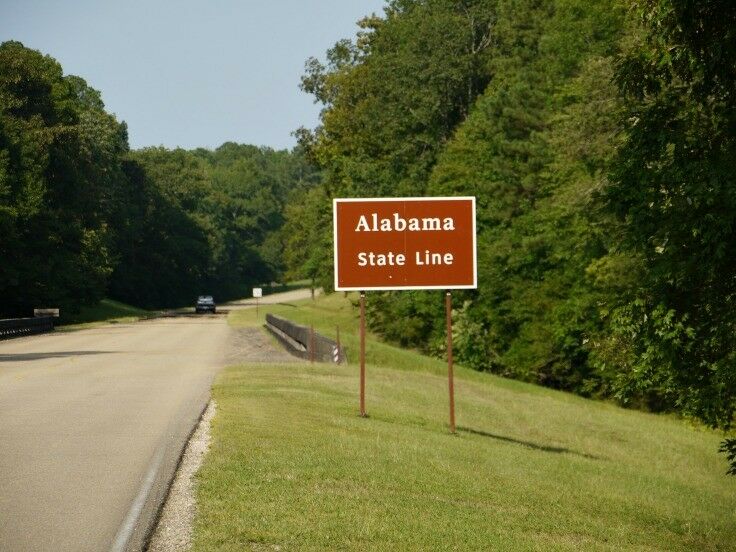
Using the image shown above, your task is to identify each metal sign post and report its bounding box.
[446,291,455,433]
[359,291,367,417]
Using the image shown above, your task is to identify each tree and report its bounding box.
[303,0,497,196]
[0,41,120,316]
[606,0,736,471]
[367,0,626,390]
[298,0,498,288]
[117,143,317,307]
[281,185,332,295]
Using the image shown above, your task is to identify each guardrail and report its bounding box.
[265,314,345,364]
[0,316,55,340]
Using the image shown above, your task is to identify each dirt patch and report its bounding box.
[226,326,303,364]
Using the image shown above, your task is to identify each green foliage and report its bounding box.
[604,0,736,471]
[291,0,736,475]
[289,0,736,473]
[302,0,496,199]
[722,439,736,476]
[281,185,332,290]
[300,0,626,396]
[108,143,317,308]
[435,48,625,395]
[291,0,498,288]
[0,41,120,316]
[105,155,211,308]
[0,42,317,314]
[366,290,446,350]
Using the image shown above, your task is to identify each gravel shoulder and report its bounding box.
[147,401,216,552]
[226,326,302,364]
[147,322,302,551]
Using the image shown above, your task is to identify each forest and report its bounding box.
[0,39,317,314]
[287,0,736,471]
[1,0,734,470]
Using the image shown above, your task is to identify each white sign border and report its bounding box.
[333,196,477,291]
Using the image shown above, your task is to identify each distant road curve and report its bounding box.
[224,286,321,309]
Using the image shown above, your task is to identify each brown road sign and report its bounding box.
[333,197,477,291]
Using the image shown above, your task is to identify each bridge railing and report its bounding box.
[0,317,55,340]
[265,313,345,364]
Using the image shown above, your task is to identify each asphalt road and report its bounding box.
[0,287,316,551]
[0,316,231,552]
[224,286,320,310]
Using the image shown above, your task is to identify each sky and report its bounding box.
[0,0,387,151]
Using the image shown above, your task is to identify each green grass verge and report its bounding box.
[260,280,314,296]
[228,292,449,376]
[196,294,736,551]
[57,298,153,330]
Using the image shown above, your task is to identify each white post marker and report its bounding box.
[253,287,262,318]
[34,308,60,318]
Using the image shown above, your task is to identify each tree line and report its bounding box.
[2,1,734,471]
[0,40,317,317]
[285,0,736,471]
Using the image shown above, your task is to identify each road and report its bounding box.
[0,317,229,551]
[0,288,312,552]
[224,286,320,310]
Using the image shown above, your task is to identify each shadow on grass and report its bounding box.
[0,351,115,362]
[458,426,601,460]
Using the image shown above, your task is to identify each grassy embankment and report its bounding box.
[193,292,736,551]
[56,298,153,330]
[260,279,314,296]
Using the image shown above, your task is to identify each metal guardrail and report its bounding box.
[0,316,54,340]
[265,314,345,364]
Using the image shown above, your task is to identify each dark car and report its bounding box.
[195,295,216,314]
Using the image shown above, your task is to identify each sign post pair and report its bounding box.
[333,197,477,432]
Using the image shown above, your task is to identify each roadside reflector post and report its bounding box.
[253,287,263,320]
[359,291,367,417]
[310,325,315,363]
[446,290,456,434]
[336,325,341,363]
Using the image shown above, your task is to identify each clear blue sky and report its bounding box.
[0,0,386,150]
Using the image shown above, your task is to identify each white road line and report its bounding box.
[110,445,166,552]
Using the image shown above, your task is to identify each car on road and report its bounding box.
[195,295,216,314]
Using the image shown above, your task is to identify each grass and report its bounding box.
[228,291,448,376]
[193,293,736,551]
[57,298,153,330]
[259,280,314,296]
